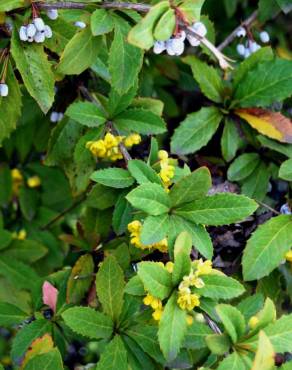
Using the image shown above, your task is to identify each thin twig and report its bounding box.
[257,200,280,215]
[203,313,222,334]
[36,1,150,11]
[217,10,258,51]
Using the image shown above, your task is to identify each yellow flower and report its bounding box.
[27,176,41,188]
[194,259,213,276]
[128,220,141,233]
[158,150,175,190]
[165,261,174,273]
[182,272,205,288]
[143,294,162,310]
[152,308,163,321]
[285,250,292,262]
[11,168,23,195]
[248,316,259,329]
[177,292,200,311]
[15,229,27,240]
[104,132,120,148]
[124,133,142,148]
[158,150,169,161]
[195,313,205,323]
[186,315,194,326]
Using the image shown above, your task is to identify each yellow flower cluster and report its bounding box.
[27,175,41,188]
[12,229,27,240]
[177,259,213,312]
[285,250,292,262]
[11,168,23,195]
[143,293,164,321]
[86,132,141,161]
[158,150,175,191]
[127,220,168,253]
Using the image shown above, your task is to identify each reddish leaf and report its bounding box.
[42,281,58,313]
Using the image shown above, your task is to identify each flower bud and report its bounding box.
[34,31,46,43]
[27,23,37,38]
[236,44,246,56]
[153,40,166,54]
[47,9,58,20]
[74,21,86,29]
[0,83,9,97]
[260,31,270,43]
[19,26,28,41]
[33,17,45,32]
[44,25,53,39]
[191,22,207,37]
[236,26,246,38]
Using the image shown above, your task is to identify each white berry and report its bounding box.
[236,44,246,56]
[44,25,53,39]
[249,41,261,53]
[166,39,176,56]
[50,111,59,123]
[34,31,45,43]
[33,17,45,32]
[171,38,185,56]
[177,30,186,42]
[280,203,292,215]
[153,41,166,54]
[244,48,251,59]
[0,83,9,97]
[19,26,28,41]
[191,22,207,37]
[74,21,86,29]
[186,34,200,47]
[47,9,58,20]
[27,23,37,38]
[260,31,270,43]
[28,36,34,43]
[236,26,246,38]
[58,113,64,122]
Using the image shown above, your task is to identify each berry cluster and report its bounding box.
[236,26,270,59]
[153,21,207,56]
[127,220,168,253]
[86,132,141,161]
[19,17,53,43]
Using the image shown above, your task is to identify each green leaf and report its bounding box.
[172,232,192,286]
[86,184,119,209]
[124,275,145,296]
[153,8,175,41]
[252,331,275,370]
[0,230,12,250]
[96,255,125,321]
[126,183,170,216]
[205,333,231,355]
[183,321,213,349]
[217,352,246,370]
[96,335,128,370]
[171,107,223,155]
[258,0,281,21]
[216,304,246,343]
[11,319,52,360]
[126,325,165,364]
[137,262,172,300]
[66,254,94,304]
[19,187,38,221]
[0,63,22,144]
[62,306,113,339]
[221,118,243,162]
[175,193,258,226]
[57,28,101,75]
[0,0,24,12]
[23,348,63,370]
[140,214,169,245]
[91,9,114,36]
[279,158,292,180]
[4,239,47,264]
[131,97,164,116]
[128,159,162,185]
[65,101,106,127]
[11,28,54,113]
[44,17,76,55]
[258,135,292,158]
[233,47,274,88]
[90,168,134,188]
[158,292,188,361]
[232,59,292,108]
[112,195,133,235]
[170,167,211,207]
[0,164,12,206]
[183,56,224,103]
[169,215,213,259]
[198,274,245,299]
[127,1,169,49]
[108,83,138,116]
[0,256,40,291]
[237,294,264,321]
[109,21,143,94]
[243,215,292,281]
[227,153,261,181]
[115,108,166,135]
[0,303,28,327]
[241,162,270,202]
[178,0,205,23]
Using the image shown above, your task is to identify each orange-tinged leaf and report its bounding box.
[235,108,292,143]
[21,334,54,369]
